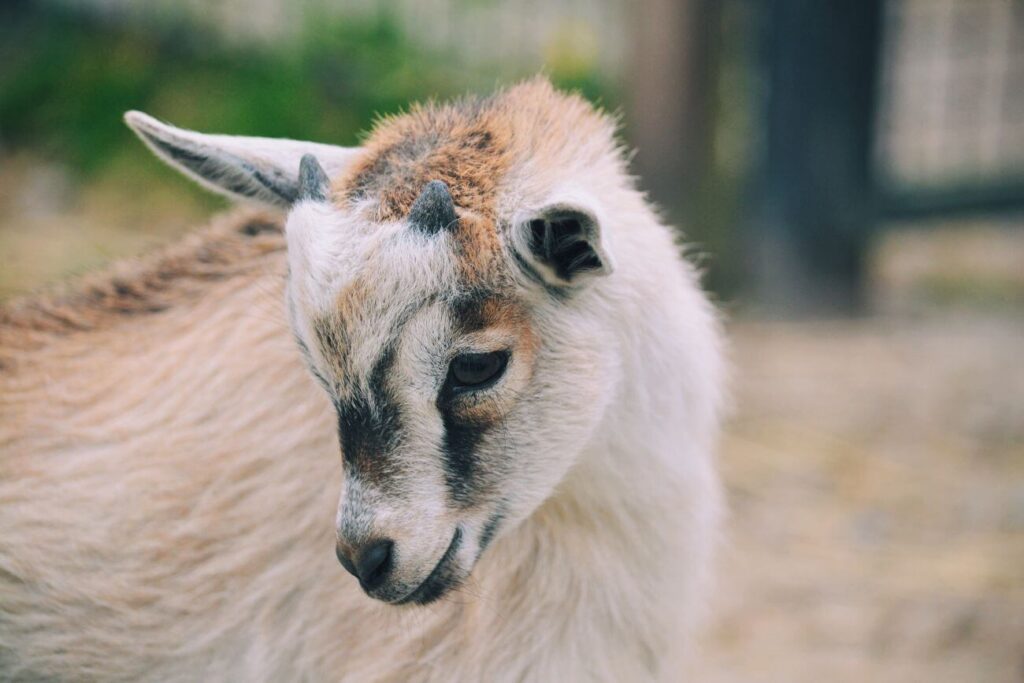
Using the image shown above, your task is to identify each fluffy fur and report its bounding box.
[0,79,725,681]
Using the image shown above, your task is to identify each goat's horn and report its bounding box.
[407,180,458,235]
[298,154,329,202]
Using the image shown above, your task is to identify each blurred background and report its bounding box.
[1,0,1022,680]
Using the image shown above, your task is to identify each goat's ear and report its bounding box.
[124,111,361,209]
[510,203,613,288]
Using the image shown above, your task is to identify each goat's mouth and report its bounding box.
[393,527,464,606]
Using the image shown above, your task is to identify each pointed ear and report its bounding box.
[510,202,613,289]
[124,111,362,208]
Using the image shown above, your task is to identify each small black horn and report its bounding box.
[407,180,458,234]
[298,154,329,202]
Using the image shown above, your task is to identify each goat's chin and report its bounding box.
[392,567,469,607]
[390,527,468,606]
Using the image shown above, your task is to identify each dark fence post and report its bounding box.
[627,0,717,236]
[746,0,883,314]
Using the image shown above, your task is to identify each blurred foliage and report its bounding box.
[0,0,615,197]
[0,2,456,173]
[0,0,619,297]
[0,0,765,306]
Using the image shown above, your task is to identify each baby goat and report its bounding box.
[0,79,725,681]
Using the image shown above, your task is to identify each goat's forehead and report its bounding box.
[306,234,519,386]
[336,104,512,223]
[332,78,619,222]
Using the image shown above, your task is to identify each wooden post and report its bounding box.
[627,0,716,233]
[746,0,883,314]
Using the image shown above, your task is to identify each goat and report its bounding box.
[0,79,725,681]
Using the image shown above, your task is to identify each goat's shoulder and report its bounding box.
[0,210,284,357]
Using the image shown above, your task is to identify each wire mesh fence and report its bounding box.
[876,0,1024,209]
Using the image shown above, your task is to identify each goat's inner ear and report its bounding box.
[515,206,612,287]
[124,111,361,209]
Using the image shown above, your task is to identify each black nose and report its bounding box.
[336,539,394,591]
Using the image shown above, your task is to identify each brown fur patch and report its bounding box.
[339,99,513,223]
[477,297,530,332]
[0,211,285,359]
[451,213,505,288]
[336,77,619,223]
[335,78,619,292]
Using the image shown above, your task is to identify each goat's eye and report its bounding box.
[449,351,508,390]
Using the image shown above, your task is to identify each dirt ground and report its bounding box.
[696,315,1024,682]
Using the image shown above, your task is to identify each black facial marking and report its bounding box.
[335,346,401,485]
[396,527,464,605]
[478,507,505,554]
[407,180,459,235]
[448,290,499,333]
[432,294,513,506]
[439,410,487,507]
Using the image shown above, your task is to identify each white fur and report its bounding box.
[1,104,725,681]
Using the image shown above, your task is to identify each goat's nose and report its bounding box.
[336,539,394,591]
